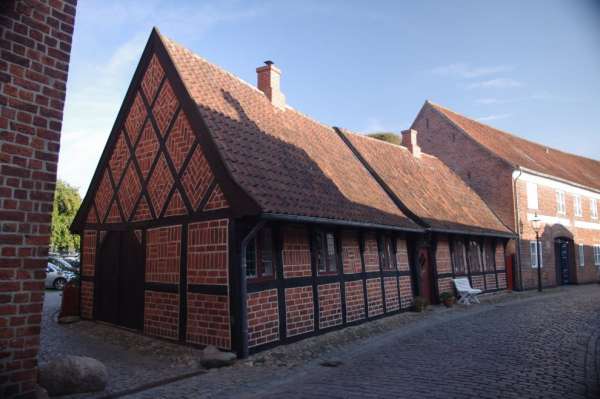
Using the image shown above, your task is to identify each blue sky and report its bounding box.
[60,0,600,194]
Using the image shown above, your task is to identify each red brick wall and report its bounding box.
[282,226,311,278]
[203,184,229,211]
[399,276,414,309]
[187,293,230,349]
[471,275,485,291]
[344,280,365,322]
[80,281,93,319]
[317,283,342,329]
[0,1,77,396]
[363,233,380,272]
[383,277,399,312]
[366,278,383,316]
[285,286,314,337]
[435,237,453,295]
[341,230,361,274]
[485,274,497,289]
[413,103,516,230]
[144,291,179,340]
[187,219,228,285]
[81,230,96,277]
[145,225,181,284]
[247,289,279,348]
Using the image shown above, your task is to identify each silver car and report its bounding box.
[45,263,71,290]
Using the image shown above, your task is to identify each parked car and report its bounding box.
[45,263,74,290]
[49,256,79,274]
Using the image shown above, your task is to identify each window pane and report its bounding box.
[314,232,326,272]
[246,240,257,277]
[385,237,395,270]
[452,240,466,274]
[326,233,336,272]
[526,182,538,209]
[578,244,584,267]
[468,241,482,272]
[260,228,273,277]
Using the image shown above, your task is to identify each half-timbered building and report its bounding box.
[71,29,513,356]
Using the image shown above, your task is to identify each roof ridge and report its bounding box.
[427,100,600,165]
[342,128,439,160]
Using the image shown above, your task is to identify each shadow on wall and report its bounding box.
[192,88,418,229]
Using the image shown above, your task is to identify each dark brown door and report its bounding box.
[96,230,144,330]
[417,247,433,303]
[556,239,571,285]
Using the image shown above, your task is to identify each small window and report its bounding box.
[313,231,337,275]
[526,182,538,210]
[246,227,274,279]
[591,199,598,219]
[578,244,585,267]
[557,191,566,214]
[381,236,396,270]
[451,240,467,274]
[556,191,566,214]
[530,241,543,268]
[484,241,495,272]
[574,196,583,217]
[468,240,483,273]
[594,245,600,266]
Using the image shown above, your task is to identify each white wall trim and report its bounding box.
[513,170,600,200]
[574,221,600,231]
[526,212,571,227]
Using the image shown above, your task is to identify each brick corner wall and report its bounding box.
[0,1,77,397]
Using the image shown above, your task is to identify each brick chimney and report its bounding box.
[256,60,286,109]
[401,129,421,158]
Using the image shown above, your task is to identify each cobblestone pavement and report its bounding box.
[126,285,600,399]
[40,291,205,398]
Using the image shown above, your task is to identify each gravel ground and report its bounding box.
[40,285,597,398]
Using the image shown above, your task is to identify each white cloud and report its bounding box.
[431,63,513,79]
[468,78,522,89]
[476,113,512,122]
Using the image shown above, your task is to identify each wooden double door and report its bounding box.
[555,238,573,285]
[95,230,145,330]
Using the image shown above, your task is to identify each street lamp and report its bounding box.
[531,212,543,292]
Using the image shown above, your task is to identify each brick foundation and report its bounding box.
[318,283,342,329]
[187,293,231,349]
[285,286,314,337]
[366,278,383,316]
[144,290,179,340]
[247,289,279,348]
[383,277,400,312]
[344,280,365,322]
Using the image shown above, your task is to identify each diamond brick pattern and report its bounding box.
[181,145,213,210]
[147,154,175,216]
[164,189,187,217]
[105,199,122,224]
[152,80,178,137]
[132,195,152,222]
[85,205,98,224]
[108,132,130,184]
[135,120,160,180]
[118,162,142,220]
[125,92,147,145]
[165,112,194,172]
[141,55,164,103]
[94,171,113,222]
[203,184,229,211]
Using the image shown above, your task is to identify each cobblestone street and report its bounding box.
[128,285,600,399]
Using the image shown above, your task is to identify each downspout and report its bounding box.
[513,168,524,290]
[239,220,265,358]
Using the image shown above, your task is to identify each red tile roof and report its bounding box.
[162,35,420,230]
[342,131,512,236]
[428,102,600,191]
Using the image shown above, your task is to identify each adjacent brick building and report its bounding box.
[412,101,600,290]
[70,29,513,357]
[0,1,77,397]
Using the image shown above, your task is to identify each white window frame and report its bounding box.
[574,195,583,217]
[578,244,585,267]
[591,199,598,220]
[595,245,600,267]
[556,191,566,215]
[530,241,543,268]
[526,182,538,210]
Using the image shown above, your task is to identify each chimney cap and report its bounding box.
[264,60,274,66]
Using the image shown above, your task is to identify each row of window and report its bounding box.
[245,229,398,280]
[530,242,600,268]
[451,239,497,275]
[526,182,598,219]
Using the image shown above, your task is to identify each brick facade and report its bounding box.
[186,293,230,349]
[145,225,181,284]
[0,1,77,396]
[317,283,342,329]
[144,290,179,340]
[344,280,365,323]
[285,286,314,337]
[366,278,383,317]
[413,101,600,290]
[187,219,228,285]
[247,289,279,348]
[282,226,311,278]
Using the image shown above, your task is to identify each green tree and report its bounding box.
[366,132,401,145]
[51,180,82,253]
